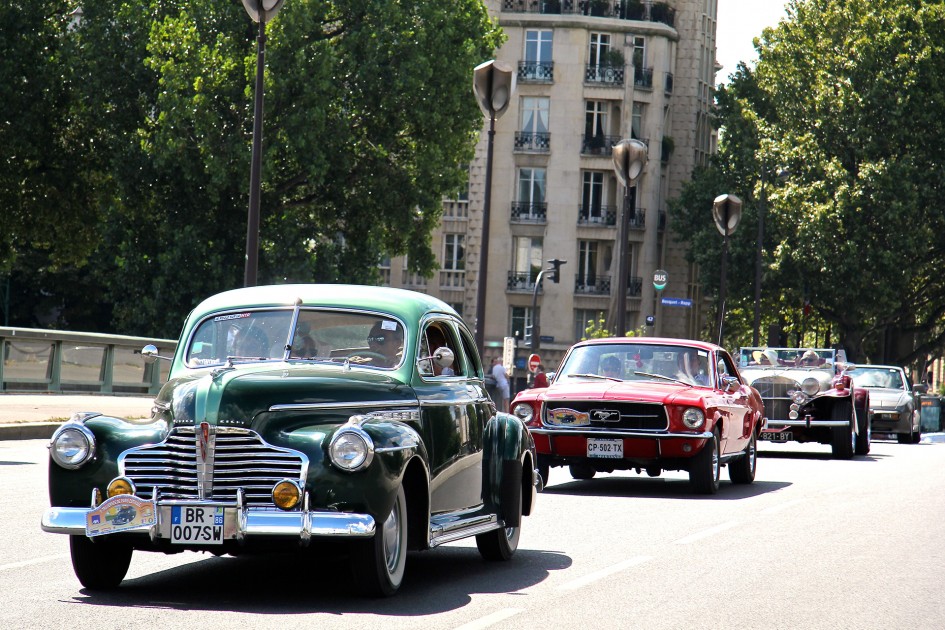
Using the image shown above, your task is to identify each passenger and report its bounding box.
[798,350,819,367]
[367,320,404,367]
[600,356,622,379]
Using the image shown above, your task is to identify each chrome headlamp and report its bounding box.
[511,402,534,424]
[49,423,96,470]
[790,389,811,405]
[329,426,374,472]
[682,407,705,429]
[801,377,820,396]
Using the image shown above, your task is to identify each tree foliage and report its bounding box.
[675,0,945,367]
[1,1,502,337]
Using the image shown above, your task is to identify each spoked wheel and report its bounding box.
[830,399,855,459]
[690,428,720,494]
[69,534,133,590]
[352,485,408,597]
[728,430,757,484]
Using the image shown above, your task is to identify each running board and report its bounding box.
[429,513,501,548]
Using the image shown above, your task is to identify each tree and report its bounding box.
[1,1,502,337]
[675,0,945,367]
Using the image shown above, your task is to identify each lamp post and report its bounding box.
[611,139,648,337]
[472,60,515,355]
[530,259,566,351]
[241,0,286,288]
[712,193,743,346]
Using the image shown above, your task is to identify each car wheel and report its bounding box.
[476,477,522,561]
[69,534,133,590]
[568,463,596,480]
[854,406,871,455]
[690,428,720,494]
[728,430,757,484]
[537,460,550,489]
[830,399,855,460]
[352,485,408,597]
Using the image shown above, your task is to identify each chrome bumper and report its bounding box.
[41,503,376,542]
[529,428,714,440]
[765,419,849,428]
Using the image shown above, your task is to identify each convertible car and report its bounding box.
[848,364,924,444]
[738,347,870,457]
[41,285,538,596]
[510,338,765,494]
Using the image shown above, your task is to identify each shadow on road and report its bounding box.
[68,545,572,614]
[541,475,790,500]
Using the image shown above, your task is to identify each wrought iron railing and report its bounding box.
[511,201,548,223]
[581,134,621,156]
[518,61,554,83]
[585,64,625,86]
[514,131,551,153]
[577,205,617,226]
[500,0,676,27]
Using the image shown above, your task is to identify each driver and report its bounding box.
[675,349,709,385]
[367,320,404,367]
[600,355,622,379]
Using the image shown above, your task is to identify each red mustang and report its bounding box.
[511,338,765,494]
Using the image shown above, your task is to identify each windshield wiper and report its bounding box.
[566,373,622,382]
[633,371,691,386]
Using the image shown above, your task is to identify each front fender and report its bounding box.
[482,412,536,523]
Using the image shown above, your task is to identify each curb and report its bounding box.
[0,422,62,441]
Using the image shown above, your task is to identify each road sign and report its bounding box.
[527,353,541,373]
[653,269,668,291]
[661,297,692,307]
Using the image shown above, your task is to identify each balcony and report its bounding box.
[511,201,548,223]
[439,270,466,290]
[402,270,427,288]
[575,275,611,295]
[627,276,643,296]
[514,131,551,153]
[581,134,621,156]
[518,61,554,83]
[628,209,646,229]
[500,1,676,28]
[507,271,541,293]
[577,205,617,226]
[585,64,624,87]
[634,66,654,90]
[442,199,468,220]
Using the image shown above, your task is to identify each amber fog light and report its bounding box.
[107,477,136,498]
[272,480,302,510]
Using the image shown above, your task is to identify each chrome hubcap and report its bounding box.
[382,496,403,574]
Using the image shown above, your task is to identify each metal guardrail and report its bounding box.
[0,327,177,396]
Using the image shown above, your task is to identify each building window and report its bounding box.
[522,29,554,81]
[575,309,606,341]
[443,234,465,271]
[632,102,645,140]
[631,36,646,69]
[514,168,547,221]
[379,255,391,286]
[581,171,605,221]
[588,32,612,66]
[576,241,604,293]
[516,97,550,151]
[511,306,535,342]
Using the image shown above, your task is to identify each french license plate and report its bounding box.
[587,438,623,459]
[760,431,793,443]
[171,506,224,544]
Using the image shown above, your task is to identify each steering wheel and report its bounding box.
[348,351,390,365]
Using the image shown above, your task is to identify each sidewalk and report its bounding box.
[0,394,154,441]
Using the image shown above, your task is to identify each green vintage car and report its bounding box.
[41,284,538,596]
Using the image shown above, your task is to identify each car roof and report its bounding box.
[188,284,457,323]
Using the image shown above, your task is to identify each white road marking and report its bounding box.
[0,554,67,572]
[453,608,524,630]
[673,520,741,544]
[761,499,807,514]
[557,555,652,591]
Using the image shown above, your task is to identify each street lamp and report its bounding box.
[530,259,566,351]
[472,60,515,355]
[241,0,286,288]
[611,139,648,337]
[712,193,742,346]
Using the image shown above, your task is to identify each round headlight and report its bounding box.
[791,390,810,405]
[49,425,95,469]
[682,408,705,429]
[801,378,820,396]
[511,403,534,424]
[329,429,374,472]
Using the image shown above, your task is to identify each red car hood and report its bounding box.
[534,380,710,407]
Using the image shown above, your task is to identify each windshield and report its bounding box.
[185,308,406,369]
[558,343,712,386]
[849,367,906,390]
[738,347,835,369]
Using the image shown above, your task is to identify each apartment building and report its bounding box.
[385,0,719,371]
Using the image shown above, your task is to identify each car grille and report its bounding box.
[751,376,798,421]
[119,426,308,507]
[544,401,668,431]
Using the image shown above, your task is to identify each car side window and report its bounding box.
[419,320,463,377]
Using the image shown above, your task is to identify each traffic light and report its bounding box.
[547,258,566,283]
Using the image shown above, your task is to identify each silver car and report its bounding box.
[848,365,925,443]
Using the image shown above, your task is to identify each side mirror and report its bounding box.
[141,344,173,364]
[433,347,455,369]
[913,383,929,394]
[720,375,740,393]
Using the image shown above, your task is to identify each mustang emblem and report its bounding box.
[591,409,621,422]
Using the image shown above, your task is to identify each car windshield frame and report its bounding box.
[849,366,907,391]
[183,306,409,370]
[557,343,714,387]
